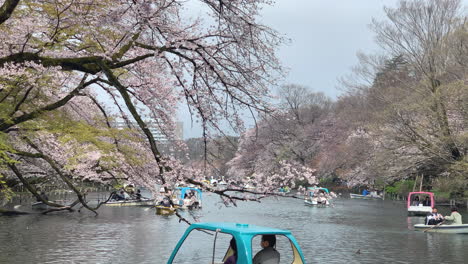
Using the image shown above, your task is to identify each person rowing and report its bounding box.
[444,207,462,225]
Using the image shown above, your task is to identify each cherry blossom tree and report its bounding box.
[229,0,467,194]
[334,0,467,190]
[0,0,284,213]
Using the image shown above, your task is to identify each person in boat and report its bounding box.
[135,189,142,200]
[113,191,126,201]
[159,197,171,207]
[425,207,444,225]
[253,235,280,264]
[318,192,327,204]
[224,238,237,264]
[422,196,431,206]
[186,192,199,208]
[444,207,462,225]
[412,196,420,206]
[362,189,370,196]
[37,191,49,202]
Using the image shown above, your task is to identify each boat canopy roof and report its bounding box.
[189,222,291,236]
[307,187,329,193]
[408,191,434,197]
[177,187,203,199]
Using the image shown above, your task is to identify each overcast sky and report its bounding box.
[179,0,400,138]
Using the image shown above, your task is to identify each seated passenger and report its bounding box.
[253,235,280,264]
[37,191,49,202]
[224,238,237,264]
[159,197,171,207]
[444,207,462,225]
[412,196,420,206]
[135,189,142,200]
[422,196,431,206]
[425,207,444,225]
[113,191,125,201]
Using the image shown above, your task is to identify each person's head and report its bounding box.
[432,207,438,214]
[137,189,141,193]
[261,235,276,248]
[120,191,124,194]
[451,207,458,212]
[415,196,419,200]
[425,196,429,200]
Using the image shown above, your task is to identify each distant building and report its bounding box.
[111,120,183,141]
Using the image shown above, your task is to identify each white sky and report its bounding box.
[260,0,400,97]
[180,0,401,138]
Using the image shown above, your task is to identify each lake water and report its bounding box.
[0,193,467,264]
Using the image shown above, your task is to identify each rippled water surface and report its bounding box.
[1,194,467,264]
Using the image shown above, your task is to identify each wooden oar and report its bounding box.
[423,220,445,233]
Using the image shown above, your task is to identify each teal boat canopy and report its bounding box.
[167,222,306,264]
[307,187,329,193]
[177,187,203,200]
[190,222,291,235]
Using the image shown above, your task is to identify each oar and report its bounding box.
[423,220,445,233]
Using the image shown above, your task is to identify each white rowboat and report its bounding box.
[414,224,468,234]
[350,193,382,199]
[32,202,49,210]
[104,198,154,206]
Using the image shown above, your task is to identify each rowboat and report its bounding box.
[304,199,330,207]
[304,187,331,207]
[414,224,468,234]
[104,198,154,207]
[155,205,177,215]
[350,193,382,199]
[32,202,49,210]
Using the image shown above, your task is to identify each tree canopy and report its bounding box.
[0,0,285,213]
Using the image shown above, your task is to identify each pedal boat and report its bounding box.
[167,222,307,263]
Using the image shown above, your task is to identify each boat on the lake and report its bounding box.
[173,187,202,209]
[166,222,307,264]
[31,201,49,210]
[155,205,178,215]
[218,177,228,186]
[350,190,382,200]
[304,187,331,206]
[407,191,434,216]
[414,224,468,234]
[104,198,154,207]
[278,186,291,194]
